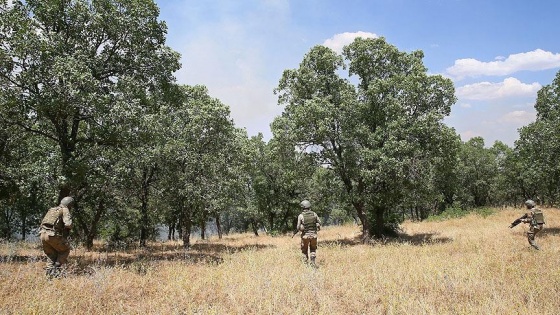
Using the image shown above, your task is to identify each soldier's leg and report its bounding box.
[300,238,310,262]
[527,226,540,250]
[49,236,71,265]
[40,232,58,277]
[309,238,318,264]
[48,236,71,277]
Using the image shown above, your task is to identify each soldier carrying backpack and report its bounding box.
[296,200,321,266]
[509,199,545,250]
[39,196,74,278]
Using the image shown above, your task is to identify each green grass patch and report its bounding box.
[427,206,496,222]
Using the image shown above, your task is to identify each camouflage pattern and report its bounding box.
[297,207,321,264]
[41,206,72,236]
[40,200,73,278]
[40,232,70,278]
[518,200,545,250]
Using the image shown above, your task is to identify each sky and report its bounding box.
[155,0,560,147]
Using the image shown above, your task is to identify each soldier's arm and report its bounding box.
[62,207,73,230]
[297,214,304,231]
[509,213,528,228]
[520,212,531,223]
[316,213,321,230]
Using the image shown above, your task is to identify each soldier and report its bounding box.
[509,199,545,250]
[296,200,321,265]
[39,196,74,278]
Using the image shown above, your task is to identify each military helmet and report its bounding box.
[300,200,311,209]
[525,199,536,208]
[60,196,74,207]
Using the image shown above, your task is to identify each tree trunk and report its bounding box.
[20,202,27,241]
[267,211,275,232]
[167,221,176,241]
[200,217,206,240]
[251,220,259,236]
[371,205,385,238]
[216,215,223,239]
[139,166,156,247]
[178,213,183,239]
[352,200,370,242]
[83,199,105,250]
[182,206,192,249]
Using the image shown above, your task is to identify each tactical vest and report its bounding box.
[532,209,545,225]
[41,206,64,232]
[302,210,317,233]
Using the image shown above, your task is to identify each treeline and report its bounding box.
[1,1,559,246]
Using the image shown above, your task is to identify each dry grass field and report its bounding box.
[2,207,560,315]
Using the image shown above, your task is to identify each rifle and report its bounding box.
[509,213,528,228]
[291,230,300,238]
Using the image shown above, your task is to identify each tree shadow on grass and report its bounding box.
[386,232,453,246]
[71,242,275,270]
[0,254,42,263]
[321,232,452,248]
[190,242,273,254]
[541,227,560,237]
[321,235,364,248]
[0,241,276,276]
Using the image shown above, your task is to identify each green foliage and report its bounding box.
[0,0,180,242]
[274,37,457,239]
[158,84,239,245]
[453,137,499,208]
[515,70,560,205]
[427,206,496,222]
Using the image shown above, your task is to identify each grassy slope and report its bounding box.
[1,207,560,315]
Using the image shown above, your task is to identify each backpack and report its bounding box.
[41,207,62,227]
[302,210,318,233]
[532,208,545,225]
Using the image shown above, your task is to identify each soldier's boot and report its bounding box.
[528,235,540,250]
[302,253,309,264]
[45,268,53,280]
[309,252,317,267]
[51,262,63,278]
[45,261,56,280]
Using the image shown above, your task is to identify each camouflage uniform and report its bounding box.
[510,199,545,250]
[296,200,321,264]
[39,197,73,278]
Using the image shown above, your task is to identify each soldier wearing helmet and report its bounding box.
[296,199,321,265]
[509,199,545,250]
[39,196,74,278]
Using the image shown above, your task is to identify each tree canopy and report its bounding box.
[274,37,456,239]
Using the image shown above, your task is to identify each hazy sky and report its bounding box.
[155,0,560,146]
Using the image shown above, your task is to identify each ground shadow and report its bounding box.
[68,250,225,276]
[540,227,560,237]
[321,235,363,247]
[386,232,453,246]
[190,242,273,254]
[0,254,42,263]
[321,232,452,247]
[69,242,276,271]
[0,240,276,277]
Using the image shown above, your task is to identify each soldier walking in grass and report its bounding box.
[296,200,321,265]
[39,196,74,278]
[509,199,545,250]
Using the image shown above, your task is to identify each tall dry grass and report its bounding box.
[2,207,560,315]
